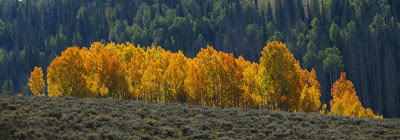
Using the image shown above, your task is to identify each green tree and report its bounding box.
[329,22,341,48]
[320,47,343,86]
[2,80,14,94]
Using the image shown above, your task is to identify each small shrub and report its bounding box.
[160,126,177,138]
[189,130,214,139]
[6,104,17,110]
[181,125,193,136]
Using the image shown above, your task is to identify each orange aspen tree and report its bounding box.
[86,43,129,99]
[28,66,46,96]
[97,51,128,99]
[86,43,105,98]
[242,62,261,108]
[330,73,382,118]
[195,46,219,106]
[299,69,321,112]
[126,46,145,100]
[184,59,206,105]
[165,51,188,103]
[141,57,164,102]
[218,52,243,107]
[40,41,332,114]
[47,47,89,97]
[235,56,251,108]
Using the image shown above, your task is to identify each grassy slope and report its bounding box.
[1,95,399,140]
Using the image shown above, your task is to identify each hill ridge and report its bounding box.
[1,95,399,139]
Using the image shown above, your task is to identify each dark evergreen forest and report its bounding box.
[0,0,399,117]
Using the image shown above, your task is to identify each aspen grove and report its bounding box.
[29,41,381,118]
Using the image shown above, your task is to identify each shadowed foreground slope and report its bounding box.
[1,95,399,140]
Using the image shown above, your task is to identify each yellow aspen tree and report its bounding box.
[47,47,89,97]
[119,42,139,64]
[194,46,219,106]
[216,52,229,107]
[87,43,129,99]
[185,59,206,105]
[330,72,360,117]
[242,62,261,108]
[258,41,302,111]
[218,52,243,107]
[126,46,145,100]
[159,49,172,103]
[105,42,117,51]
[97,51,128,99]
[28,66,45,96]
[99,84,109,97]
[86,45,104,98]
[365,108,382,118]
[89,42,106,53]
[235,56,251,108]
[248,93,262,109]
[86,73,101,98]
[116,43,127,56]
[299,69,321,112]
[46,56,63,97]
[165,51,188,103]
[141,60,163,102]
[330,73,382,118]
[320,104,327,114]
[141,46,170,102]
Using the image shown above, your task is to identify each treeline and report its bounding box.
[1,0,399,117]
[28,41,381,118]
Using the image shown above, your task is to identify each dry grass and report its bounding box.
[1,95,399,139]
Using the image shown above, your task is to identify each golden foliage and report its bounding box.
[329,73,382,118]
[258,41,303,111]
[37,41,381,118]
[47,47,89,97]
[165,51,188,103]
[185,59,206,105]
[299,69,321,112]
[43,42,320,110]
[320,104,327,114]
[28,66,46,96]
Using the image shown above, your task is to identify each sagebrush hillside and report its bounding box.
[1,95,399,139]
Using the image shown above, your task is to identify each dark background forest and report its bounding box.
[0,0,399,118]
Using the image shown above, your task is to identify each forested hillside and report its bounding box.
[0,0,399,117]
